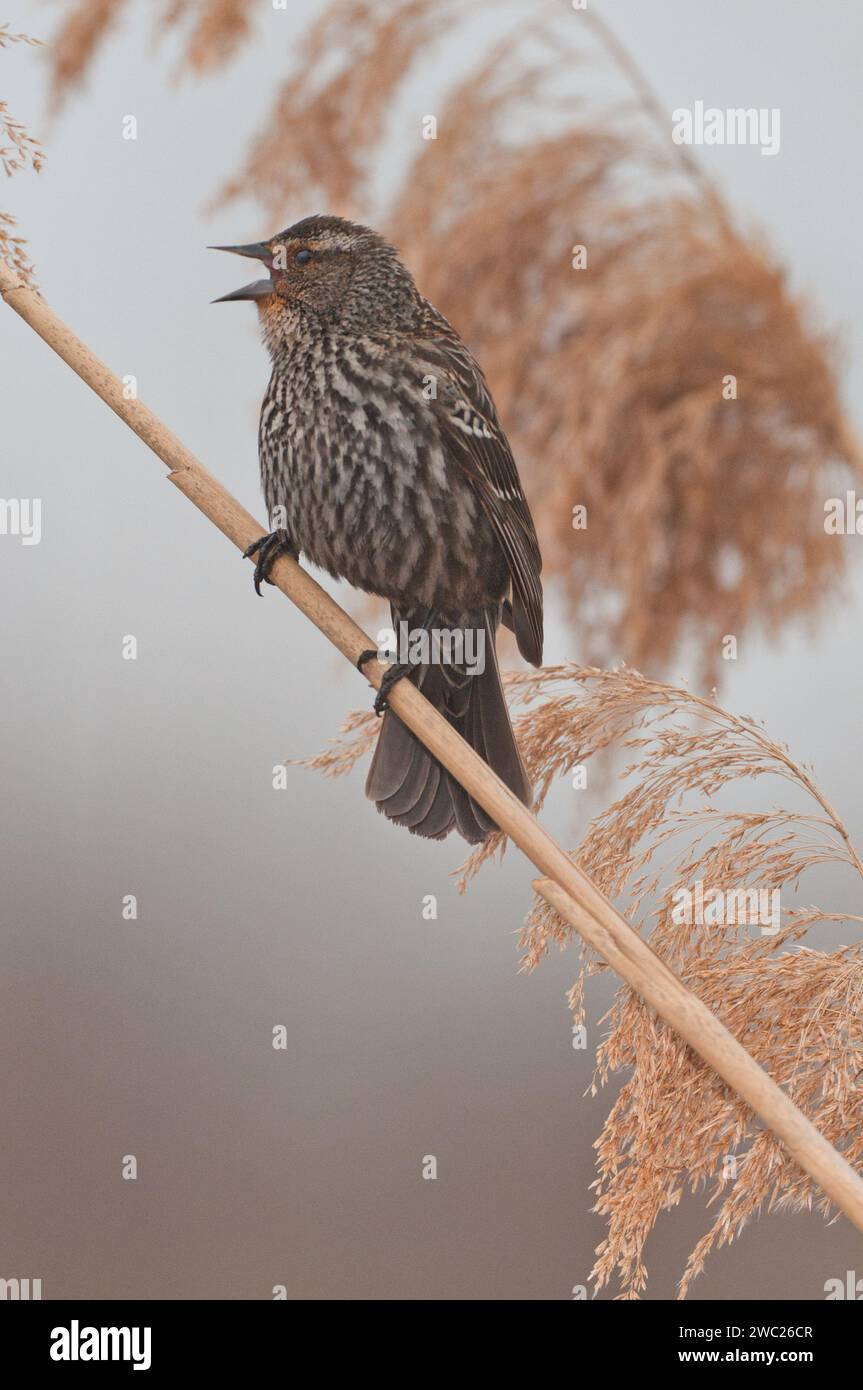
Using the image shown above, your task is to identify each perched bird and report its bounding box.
[212,215,543,844]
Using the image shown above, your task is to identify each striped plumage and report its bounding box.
[215,215,543,844]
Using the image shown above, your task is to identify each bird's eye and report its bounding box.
[295,248,313,266]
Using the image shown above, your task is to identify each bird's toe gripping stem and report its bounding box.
[357,650,412,716]
[243,529,296,595]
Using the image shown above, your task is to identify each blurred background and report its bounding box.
[2,0,862,1299]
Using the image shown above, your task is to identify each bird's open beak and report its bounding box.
[209,242,275,303]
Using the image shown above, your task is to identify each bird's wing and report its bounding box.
[412,303,544,667]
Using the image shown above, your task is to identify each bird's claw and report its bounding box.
[243,530,294,595]
[357,650,412,715]
[374,662,412,716]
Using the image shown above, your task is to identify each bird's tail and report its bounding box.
[365,609,532,844]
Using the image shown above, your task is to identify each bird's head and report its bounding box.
[210,215,420,349]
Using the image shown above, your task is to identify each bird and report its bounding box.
[212,215,543,844]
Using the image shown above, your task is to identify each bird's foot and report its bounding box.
[243,529,295,595]
[357,649,413,716]
[373,662,413,716]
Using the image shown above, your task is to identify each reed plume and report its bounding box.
[305,664,863,1297]
[0,25,44,288]
[479,665,863,1296]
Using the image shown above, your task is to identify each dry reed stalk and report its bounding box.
[2,260,863,1269]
